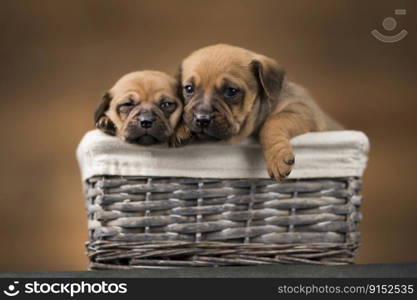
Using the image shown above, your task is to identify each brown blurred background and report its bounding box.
[0,0,416,271]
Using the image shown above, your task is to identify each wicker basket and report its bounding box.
[77,130,369,269]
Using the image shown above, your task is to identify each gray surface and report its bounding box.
[1,263,416,278]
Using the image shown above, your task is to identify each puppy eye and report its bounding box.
[224,87,240,98]
[117,102,135,114]
[183,85,194,96]
[159,101,176,111]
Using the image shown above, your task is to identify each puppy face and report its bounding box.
[94,71,182,145]
[178,44,285,142]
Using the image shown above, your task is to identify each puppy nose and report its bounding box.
[140,119,153,128]
[138,111,155,129]
[194,113,212,128]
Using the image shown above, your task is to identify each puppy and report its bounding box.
[94,71,183,146]
[176,44,342,180]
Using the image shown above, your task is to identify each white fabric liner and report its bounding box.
[76,130,369,181]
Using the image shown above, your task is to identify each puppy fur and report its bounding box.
[94,71,183,146]
[177,44,342,180]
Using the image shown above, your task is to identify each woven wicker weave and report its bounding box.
[85,176,362,269]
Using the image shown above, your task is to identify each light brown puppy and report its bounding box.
[94,71,183,145]
[177,44,342,180]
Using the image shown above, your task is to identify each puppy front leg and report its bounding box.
[259,102,317,181]
[96,116,116,136]
[169,122,193,147]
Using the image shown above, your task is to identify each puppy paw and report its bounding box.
[169,124,193,147]
[264,143,295,181]
[96,116,116,136]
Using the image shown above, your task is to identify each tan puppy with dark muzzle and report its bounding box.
[176,44,342,180]
[94,71,183,145]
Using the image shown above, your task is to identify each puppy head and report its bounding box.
[94,71,183,145]
[178,44,285,142]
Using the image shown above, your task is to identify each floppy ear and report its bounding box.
[251,56,285,105]
[175,64,184,100]
[94,91,116,136]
